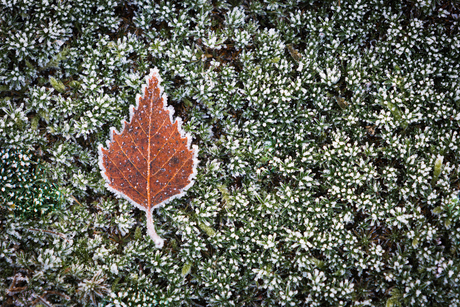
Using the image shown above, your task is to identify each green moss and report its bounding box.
[1,0,460,306]
[0,148,63,219]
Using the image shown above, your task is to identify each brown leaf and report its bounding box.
[99,68,198,248]
[287,44,302,62]
[365,125,376,136]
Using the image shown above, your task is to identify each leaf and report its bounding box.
[49,76,66,93]
[432,155,443,185]
[181,261,192,276]
[99,68,198,248]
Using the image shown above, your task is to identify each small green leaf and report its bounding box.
[38,109,49,122]
[412,237,419,248]
[56,46,70,61]
[69,80,81,89]
[310,257,325,269]
[218,184,230,203]
[134,226,142,240]
[198,222,216,237]
[31,116,40,130]
[386,288,402,307]
[170,238,178,249]
[49,76,66,93]
[181,261,192,276]
[432,206,443,215]
[387,102,401,121]
[432,155,443,185]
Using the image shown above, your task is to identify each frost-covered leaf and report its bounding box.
[99,68,198,248]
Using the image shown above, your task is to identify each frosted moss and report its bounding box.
[1,0,460,306]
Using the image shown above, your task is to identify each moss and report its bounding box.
[1,0,460,306]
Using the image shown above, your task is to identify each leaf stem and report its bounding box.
[146,208,164,248]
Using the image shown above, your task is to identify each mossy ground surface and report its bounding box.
[1,0,460,306]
